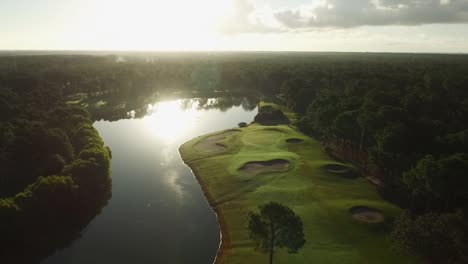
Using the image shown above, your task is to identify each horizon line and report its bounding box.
[0,49,467,56]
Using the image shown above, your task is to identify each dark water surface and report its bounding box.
[43,98,257,264]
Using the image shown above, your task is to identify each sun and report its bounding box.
[84,0,233,50]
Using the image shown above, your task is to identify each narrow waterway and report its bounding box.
[43,97,257,264]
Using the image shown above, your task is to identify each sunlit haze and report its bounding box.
[142,100,198,143]
[1,0,468,52]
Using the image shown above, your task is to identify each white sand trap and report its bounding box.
[239,159,290,175]
[194,130,239,154]
[350,206,385,224]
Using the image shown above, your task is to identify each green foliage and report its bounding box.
[403,154,468,211]
[254,105,290,126]
[333,110,360,141]
[248,202,305,263]
[436,154,468,201]
[191,63,221,91]
[438,129,468,154]
[0,198,20,238]
[268,53,468,263]
[0,73,111,261]
[402,155,438,197]
[0,198,20,218]
[78,146,111,170]
[0,122,14,147]
[371,124,413,169]
[69,158,109,188]
[238,122,248,128]
[392,210,468,263]
[16,176,77,210]
[71,122,103,152]
[46,128,74,162]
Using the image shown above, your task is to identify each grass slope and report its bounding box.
[180,124,417,264]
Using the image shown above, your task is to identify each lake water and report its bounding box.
[43,98,258,264]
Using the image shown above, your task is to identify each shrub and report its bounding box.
[238,122,248,128]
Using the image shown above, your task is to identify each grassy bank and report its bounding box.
[179,119,416,263]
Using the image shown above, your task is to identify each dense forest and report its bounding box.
[1,52,468,263]
[0,57,112,262]
[279,54,468,263]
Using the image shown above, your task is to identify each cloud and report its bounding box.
[274,0,468,29]
[274,10,308,28]
[219,0,282,34]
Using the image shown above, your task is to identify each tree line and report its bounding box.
[280,54,468,263]
[0,70,112,262]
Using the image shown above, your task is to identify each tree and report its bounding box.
[392,210,468,263]
[254,106,290,126]
[403,154,468,211]
[238,122,248,128]
[333,110,361,142]
[247,202,305,264]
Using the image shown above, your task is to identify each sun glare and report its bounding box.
[82,0,232,50]
[143,100,198,142]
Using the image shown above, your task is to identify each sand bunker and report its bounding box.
[286,138,304,144]
[323,164,352,174]
[239,159,290,175]
[194,130,239,154]
[322,164,359,179]
[350,206,385,224]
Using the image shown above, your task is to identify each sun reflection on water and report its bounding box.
[143,99,198,143]
[165,169,185,203]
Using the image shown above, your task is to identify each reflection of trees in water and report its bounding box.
[180,96,259,113]
[2,179,112,264]
[89,95,259,121]
[85,93,158,121]
[241,97,258,111]
[180,97,256,112]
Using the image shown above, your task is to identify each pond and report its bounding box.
[43,97,258,264]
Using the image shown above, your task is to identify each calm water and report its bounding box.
[43,98,257,264]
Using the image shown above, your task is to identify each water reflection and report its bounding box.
[164,169,185,203]
[129,97,258,143]
[87,94,258,122]
[143,100,198,142]
[43,97,258,264]
[179,97,258,112]
[6,179,112,264]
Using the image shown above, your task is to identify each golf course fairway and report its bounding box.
[179,110,417,263]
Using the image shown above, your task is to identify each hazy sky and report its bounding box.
[1,0,468,52]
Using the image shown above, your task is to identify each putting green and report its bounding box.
[180,121,417,263]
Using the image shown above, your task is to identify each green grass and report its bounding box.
[180,123,418,264]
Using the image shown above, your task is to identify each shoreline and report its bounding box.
[181,160,231,264]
